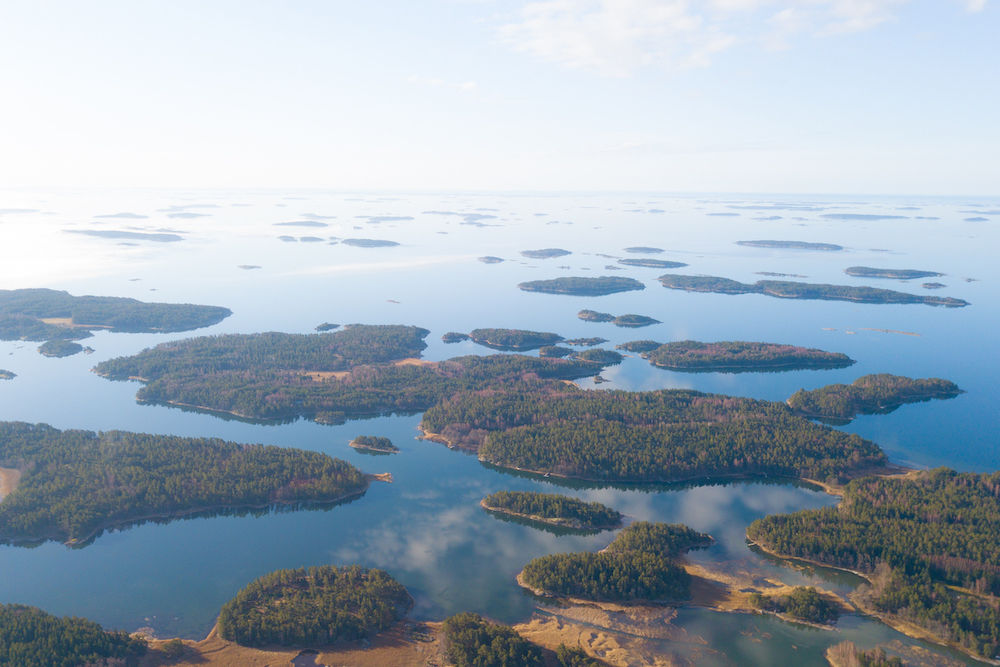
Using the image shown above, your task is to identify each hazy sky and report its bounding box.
[0,1,996,194]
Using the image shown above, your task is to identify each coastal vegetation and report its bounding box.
[0,603,146,667]
[539,345,573,358]
[563,337,608,346]
[468,328,563,351]
[658,274,969,307]
[217,565,412,647]
[826,642,903,667]
[521,248,571,259]
[845,267,943,280]
[0,421,368,544]
[618,258,687,269]
[520,522,712,603]
[442,612,544,667]
[349,435,398,453]
[423,387,886,484]
[748,469,1000,659]
[787,375,962,421]
[573,348,623,365]
[638,340,854,372]
[737,240,844,251]
[615,340,661,353]
[481,491,622,531]
[519,276,645,296]
[442,331,471,343]
[749,586,840,624]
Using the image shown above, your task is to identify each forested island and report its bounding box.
[349,435,398,453]
[787,374,962,422]
[341,238,400,247]
[468,328,563,350]
[748,469,1000,659]
[737,240,844,251]
[563,337,608,346]
[539,345,573,358]
[481,491,622,532]
[217,565,412,646]
[442,613,602,667]
[0,289,231,356]
[442,331,471,343]
[578,310,660,327]
[520,522,712,603]
[636,340,854,372]
[422,386,887,485]
[521,248,571,259]
[658,274,969,307]
[478,255,504,263]
[0,421,368,545]
[749,586,841,625]
[845,267,943,280]
[623,246,663,253]
[618,258,687,269]
[314,322,339,331]
[573,348,623,365]
[0,603,147,667]
[519,276,645,296]
[95,325,610,424]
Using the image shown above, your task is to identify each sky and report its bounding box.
[0,0,996,195]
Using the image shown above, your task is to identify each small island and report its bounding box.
[844,266,944,280]
[478,256,504,264]
[275,220,328,227]
[749,586,841,626]
[521,248,571,259]
[923,282,947,289]
[519,276,645,296]
[538,345,573,358]
[563,337,608,346]
[0,370,16,380]
[639,340,855,373]
[468,328,563,351]
[737,240,844,251]
[341,238,400,247]
[748,469,1000,660]
[37,339,84,357]
[787,374,962,422]
[519,522,712,603]
[658,274,970,307]
[615,340,660,353]
[578,309,659,328]
[0,421,369,545]
[65,229,183,242]
[217,565,412,647]
[349,435,399,454]
[481,491,622,532]
[573,348,623,365]
[315,322,340,331]
[618,258,687,269]
[442,331,471,343]
[577,309,615,322]
[623,246,663,254]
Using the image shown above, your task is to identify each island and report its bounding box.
[37,339,84,357]
[658,274,970,307]
[315,322,339,331]
[65,229,183,242]
[787,374,962,422]
[737,240,844,251]
[0,421,369,545]
[519,276,645,296]
[217,565,412,646]
[275,220,328,227]
[573,348,623,365]
[638,340,855,373]
[444,613,543,667]
[577,309,615,322]
[0,288,232,351]
[349,435,398,454]
[481,490,622,532]
[539,345,573,358]
[95,325,610,424]
[442,331,471,343]
[618,258,688,269]
[519,522,712,603]
[421,386,888,485]
[623,246,663,253]
[747,469,1000,660]
[478,256,504,264]
[612,314,660,328]
[748,586,841,625]
[0,370,14,380]
[521,248,571,259]
[341,238,400,247]
[844,266,944,280]
[0,603,147,666]
[468,328,563,351]
[923,282,947,289]
[563,337,608,346]
[615,340,661,353]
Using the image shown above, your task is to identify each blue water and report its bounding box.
[0,189,997,663]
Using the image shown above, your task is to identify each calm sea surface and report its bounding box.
[0,189,996,664]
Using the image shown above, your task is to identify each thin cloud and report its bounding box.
[407,75,478,92]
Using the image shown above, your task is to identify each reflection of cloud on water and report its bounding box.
[283,255,477,276]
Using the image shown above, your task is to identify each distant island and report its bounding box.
[422,386,888,485]
[519,522,712,603]
[37,339,84,358]
[748,469,1000,660]
[658,274,969,307]
[478,256,504,264]
[623,246,663,253]
[481,491,622,532]
[217,565,412,647]
[521,248,571,259]
[0,288,231,356]
[442,331,471,343]
[0,421,369,545]
[468,328,563,351]
[615,340,660,353]
[737,240,844,251]
[538,345,573,358]
[618,258,687,269]
[65,229,183,242]
[315,322,339,331]
[844,266,943,280]
[342,238,400,247]
[519,276,645,296]
[349,435,398,454]
[638,340,855,373]
[274,220,328,227]
[577,309,614,322]
[578,309,659,328]
[573,348,623,365]
[0,370,14,380]
[787,374,962,422]
[923,282,947,289]
[562,337,608,346]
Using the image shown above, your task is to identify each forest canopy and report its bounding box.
[787,374,961,422]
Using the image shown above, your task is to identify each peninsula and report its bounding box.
[787,374,962,422]
[519,276,645,296]
[0,421,369,545]
[658,274,969,307]
[481,490,622,532]
[638,340,855,373]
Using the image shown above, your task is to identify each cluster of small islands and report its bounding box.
[0,266,989,667]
